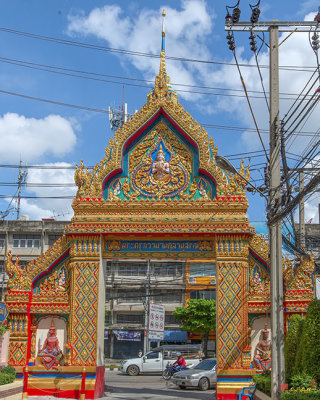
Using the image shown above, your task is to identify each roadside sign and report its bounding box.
[148,303,165,340]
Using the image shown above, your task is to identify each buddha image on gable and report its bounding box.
[151,144,171,183]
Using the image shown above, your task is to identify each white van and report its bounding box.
[120,345,202,376]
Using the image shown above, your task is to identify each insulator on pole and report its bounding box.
[250,7,260,24]
[225,13,233,25]
[311,33,320,51]
[314,7,320,23]
[226,32,236,51]
[232,7,241,23]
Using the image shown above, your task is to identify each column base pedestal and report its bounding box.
[217,369,255,400]
[16,365,105,399]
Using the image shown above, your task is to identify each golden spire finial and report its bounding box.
[159,9,166,77]
[161,9,166,51]
[147,8,178,105]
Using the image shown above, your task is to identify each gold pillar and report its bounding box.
[216,235,254,400]
[8,313,28,366]
[68,236,100,366]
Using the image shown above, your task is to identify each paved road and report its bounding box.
[28,370,216,400]
[106,370,216,400]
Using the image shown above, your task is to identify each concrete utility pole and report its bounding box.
[225,16,320,400]
[269,25,285,399]
[143,260,151,354]
[299,171,306,249]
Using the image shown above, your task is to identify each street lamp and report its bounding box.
[215,155,267,198]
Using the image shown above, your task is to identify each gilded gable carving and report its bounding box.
[73,50,250,203]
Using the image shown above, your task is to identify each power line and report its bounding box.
[0,55,317,99]
[0,164,78,169]
[0,89,108,114]
[0,195,74,199]
[0,88,319,138]
[0,26,317,72]
[0,183,76,187]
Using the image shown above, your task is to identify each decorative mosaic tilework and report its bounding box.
[70,262,99,366]
[217,262,244,369]
[8,340,27,366]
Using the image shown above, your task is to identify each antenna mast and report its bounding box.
[108,88,129,132]
[16,160,28,220]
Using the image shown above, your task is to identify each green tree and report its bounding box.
[293,317,305,377]
[285,314,304,381]
[173,298,216,356]
[300,299,320,383]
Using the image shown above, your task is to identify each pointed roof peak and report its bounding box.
[161,9,166,52]
[147,9,177,105]
[159,8,166,76]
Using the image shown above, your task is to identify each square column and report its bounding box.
[66,235,105,398]
[216,235,254,400]
[68,260,100,366]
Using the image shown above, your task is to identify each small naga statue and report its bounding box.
[38,320,63,370]
[252,323,271,371]
[6,251,31,291]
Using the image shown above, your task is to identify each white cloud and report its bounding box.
[18,163,76,220]
[67,3,320,227]
[67,0,214,100]
[207,12,320,156]
[294,156,320,224]
[0,113,77,162]
[298,0,320,15]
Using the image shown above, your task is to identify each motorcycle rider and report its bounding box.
[173,352,186,370]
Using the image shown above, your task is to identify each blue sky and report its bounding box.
[0,0,319,228]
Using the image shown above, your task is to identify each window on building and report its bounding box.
[106,261,147,276]
[118,262,147,276]
[48,234,62,246]
[13,234,41,248]
[105,262,111,276]
[190,289,216,300]
[306,238,319,252]
[116,290,145,303]
[0,235,5,248]
[165,314,179,325]
[152,290,182,303]
[116,314,144,324]
[19,260,30,269]
[189,262,216,277]
[152,261,184,277]
[0,262,4,274]
[105,312,111,325]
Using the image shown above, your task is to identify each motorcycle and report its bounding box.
[162,362,187,380]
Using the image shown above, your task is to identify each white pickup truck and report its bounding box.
[120,348,201,376]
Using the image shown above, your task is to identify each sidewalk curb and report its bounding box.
[107,367,121,371]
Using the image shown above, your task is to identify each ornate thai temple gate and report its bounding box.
[4,21,314,400]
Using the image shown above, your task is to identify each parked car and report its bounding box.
[172,358,217,391]
[120,345,202,376]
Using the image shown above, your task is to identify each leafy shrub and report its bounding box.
[253,373,271,396]
[281,390,320,400]
[290,374,313,390]
[285,314,304,380]
[0,326,7,336]
[300,299,320,384]
[0,373,15,385]
[0,366,15,377]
